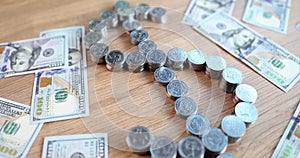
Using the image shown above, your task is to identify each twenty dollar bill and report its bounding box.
[42,133,108,158]
[243,0,291,33]
[0,97,43,158]
[193,11,300,92]
[31,26,89,123]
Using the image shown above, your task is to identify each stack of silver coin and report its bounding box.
[125,51,146,72]
[234,102,259,127]
[188,50,207,71]
[217,152,236,158]
[130,29,149,45]
[146,49,167,71]
[138,40,157,54]
[118,7,135,22]
[149,7,168,23]
[186,114,210,137]
[174,96,198,118]
[202,128,228,157]
[154,66,176,86]
[113,0,130,11]
[178,136,205,158]
[218,67,243,93]
[150,136,177,158]
[88,20,108,37]
[166,80,188,100]
[166,48,187,70]
[84,32,103,49]
[232,84,258,104]
[105,50,125,71]
[221,115,246,143]
[122,19,143,34]
[89,43,109,64]
[100,10,119,28]
[126,126,154,155]
[205,55,227,79]
[134,3,151,20]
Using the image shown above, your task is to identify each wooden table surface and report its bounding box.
[1,0,300,157]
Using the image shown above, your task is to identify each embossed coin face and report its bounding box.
[146,49,167,65]
[105,50,125,65]
[222,67,243,84]
[186,114,210,136]
[178,136,205,158]
[166,80,188,98]
[126,51,146,67]
[206,56,227,71]
[122,20,142,33]
[154,67,176,84]
[84,32,102,45]
[188,50,206,65]
[114,0,130,11]
[150,136,177,158]
[130,30,149,44]
[175,97,198,118]
[234,84,258,103]
[100,10,117,20]
[221,115,246,138]
[150,7,167,17]
[235,102,258,124]
[202,128,228,153]
[138,40,157,54]
[135,3,150,20]
[167,48,187,62]
[126,126,154,151]
[90,43,109,58]
[88,20,101,32]
[217,152,236,158]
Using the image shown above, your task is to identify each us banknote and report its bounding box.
[0,97,43,158]
[42,133,108,158]
[243,0,291,33]
[182,0,235,26]
[0,35,68,78]
[193,11,300,92]
[272,101,300,158]
[30,26,89,123]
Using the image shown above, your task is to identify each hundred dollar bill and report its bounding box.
[272,101,300,158]
[42,133,108,158]
[30,26,89,123]
[182,0,235,26]
[193,11,300,92]
[243,0,291,33]
[0,35,68,78]
[0,97,43,158]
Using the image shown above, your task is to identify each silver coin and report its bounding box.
[167,48,187,70]
[166,80,188,99]
[149,7,168,23]
[221,115,246,143]
[150,136,177,158]
[122,19,142,34]
[105,50,125,71]
[175,97,198,118]
[202,128,228,154]
[205,56,227,79]
[118,7,135,21]
[186,114,210,136]
[233,84,258,104]
[135,3,151,20]
[235,102,258,125]
[126,51,146,72]
[43,48,54,57]
[100,10,119,28]
[88,19,101,32]
[138,40,157,54]
[84,32,102,49]
[178,136,205,158]
[114,0,130,11]
[187,50,206,71]
[154,66,176,85]
[219,67,243,93]
[130,30,149,45]
[146,49,167,71]
[89,43,109,64]
[126,126,154,154]
[94,22,108,37]
[217,152,236,158]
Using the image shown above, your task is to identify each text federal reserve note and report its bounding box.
[193,11,300,92]
[243,0,290,33]
[0,97,43,158]
[31,26,89,123]
[42,133,108,158]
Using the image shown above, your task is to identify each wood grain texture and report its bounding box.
[0,0,300,157]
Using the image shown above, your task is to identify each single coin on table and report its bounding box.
[166,80,188,100]
[174,96,198,118]
[125,51,146,73]
[186,114,210,136]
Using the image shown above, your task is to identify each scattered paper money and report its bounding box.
[0,35,68,78]
[243,0,291,33]
[182,0,235,26]
[193,11,300,92]
[30,26,89,123]
[272,101,300,158]
[42,133,108,158]
[0,97,43,158]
